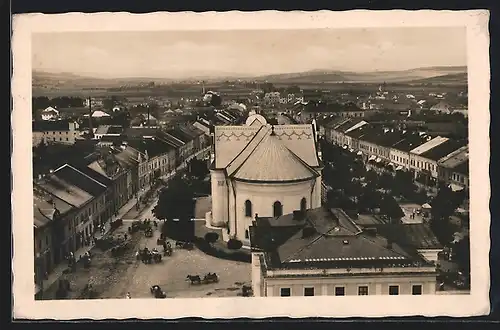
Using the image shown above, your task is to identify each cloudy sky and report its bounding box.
[32,27,466,79]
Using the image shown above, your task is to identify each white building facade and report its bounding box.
[208,116,323,244]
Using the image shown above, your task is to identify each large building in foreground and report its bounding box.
[250,207,440,297]
[207,114,323,244]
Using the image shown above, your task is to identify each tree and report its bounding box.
[227,238,243,250]
[204,232,219,244]
[154,177,196,241]
[188,158,209,180]
[380,195,404,221]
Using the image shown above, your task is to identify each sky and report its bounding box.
[32,27,466,79]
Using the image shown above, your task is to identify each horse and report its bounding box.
[203,273,219,284]
[186,275,202,285]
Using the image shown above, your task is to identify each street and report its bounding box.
[43,196,251,300]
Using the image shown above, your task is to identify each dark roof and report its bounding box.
[32,119,75,132]
[367,224,443,250]
[52,164,108,197]
[126,138,174,158]
[155,131,185,148]
[419,140,466,161]
[252,207,430,270]
[165,127,193,143]
[345,125,376,139]
[123,127,159,138]
[34,188,71,229]
[335,118,366,133]
[361,129,406,148]
[391,133,429,152]
[453,161,469,176]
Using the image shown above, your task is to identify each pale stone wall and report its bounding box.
[210,170,228,227]
[232,180,317,243]
[262,273,437,296]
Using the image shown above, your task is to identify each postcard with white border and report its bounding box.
[12,10,490,319]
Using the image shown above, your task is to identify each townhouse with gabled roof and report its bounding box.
[34,163,108,256]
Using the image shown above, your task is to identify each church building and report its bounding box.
[207,114,323,244]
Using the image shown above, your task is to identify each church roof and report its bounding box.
[214,124,320,169]
[229,126,319,183]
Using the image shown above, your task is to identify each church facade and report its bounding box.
[207,114,323,244]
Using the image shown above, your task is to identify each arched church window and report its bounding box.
[245,200,252,217]
[273,201,283,217]
[245,229,249,239]
[300,197,307,212]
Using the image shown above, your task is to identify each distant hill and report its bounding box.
[32,65,467,92]
[254,66,467,84]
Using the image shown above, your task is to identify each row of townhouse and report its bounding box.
[34,164,109,293]
[33,122,213,296]
[323,118,469,191]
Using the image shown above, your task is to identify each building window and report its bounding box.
[300,197,307,212]
[303,287,315,296]
[273,201,283,217]
[280,288,291,297]
[45,236,49,245]
[389,285,399,295]
[412,285,423,295]
[38,239,42,250]
[358,286,369,296]
[244,200,252,217]
[335,287,345,296]
[245,229,249,239]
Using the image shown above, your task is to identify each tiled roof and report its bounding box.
[214,124,319,169]
[127,138,174,159]
[410,136,449,155]
[33,185,74,225]
[368,223,443,250]
[154,132,185,148]
[253,207,427,269]
[360,129,406,148]
[453,161,469,176]
[32,119,75,132]
[230,128,319,183]
[167,127,196,143]
[438,148,469,169]
[391,133,429,152]
[35,173,94,208]
[52,164,107,197]
[123,127,159,138]
[419,140,466,161]
[335,119,365,133]
[95,125,111,135]
[113,146,140,168]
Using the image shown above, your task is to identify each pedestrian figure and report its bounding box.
[126,292,131,299]
[124,233,128,240]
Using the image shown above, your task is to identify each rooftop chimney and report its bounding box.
[88,97,94,139]
[386,239,393,249]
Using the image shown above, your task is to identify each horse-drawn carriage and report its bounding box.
[186,273,219,285]
[136,247,162,264]
[241,285,253,297]
[111,242,129,257]
[175,241,194,250]
[144,227,154,238]
[150,285,167,298]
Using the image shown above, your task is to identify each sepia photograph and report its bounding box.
[12,10,490,319]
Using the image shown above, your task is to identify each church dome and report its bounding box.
[231,128,319,183]
[245,114,267,127]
